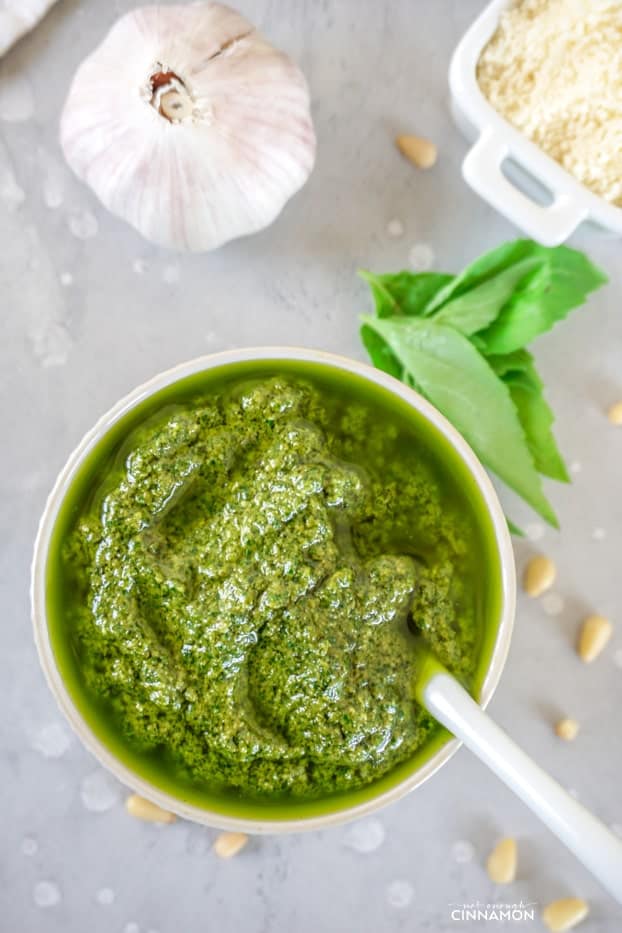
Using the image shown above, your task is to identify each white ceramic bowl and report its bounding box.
[31,347,515,833]
[450,0,622,245]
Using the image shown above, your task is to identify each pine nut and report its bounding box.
[486,836,517,884]
[607,400,622,425]
[523,554,556,597]
[395,134,437,169]
[555,718,580,741]
[577,614,612,663]
[542,897,589,932]
[125,794,176,824]
[213,831,248,859]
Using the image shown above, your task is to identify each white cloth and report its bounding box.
[0,0,58,57]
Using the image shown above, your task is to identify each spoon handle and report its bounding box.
[423,672,622,903]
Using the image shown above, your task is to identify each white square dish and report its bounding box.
[449,0,622,245]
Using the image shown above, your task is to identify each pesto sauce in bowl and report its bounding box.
[45,358,503,819]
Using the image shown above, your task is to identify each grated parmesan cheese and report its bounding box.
[477,0,622,207]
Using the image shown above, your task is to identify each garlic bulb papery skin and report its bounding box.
[60,3,316,252]
[0,0,58,57]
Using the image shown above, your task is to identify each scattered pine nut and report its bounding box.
[542,897,589,932]
[125,794,176,824]
[486,836,517,884]
[523,554,556,597]
[607,400,622,425]
[555,718,580,741]
[213,831,248,859]
[395,134,437,169]
[577,614,612,663]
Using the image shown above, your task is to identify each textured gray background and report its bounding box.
[1,1,621,930]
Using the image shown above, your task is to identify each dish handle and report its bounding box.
[463,129,587,246]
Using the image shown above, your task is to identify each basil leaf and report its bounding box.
[360,324,403,379]
[507,518,525,537]
[475,246,607,355]
[485,348,531,379]
[423,240,544,313]
[360,315,558,527]
[489,351,569,483]
[359,269,453,318]
[360,239,606,528]
[432,257,542,335]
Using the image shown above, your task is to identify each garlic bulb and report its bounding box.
[0,0,58,57]
[60,3,316,252]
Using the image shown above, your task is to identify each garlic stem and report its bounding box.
[159,88,193,122]
[151,70,179,91]
[149,69,193,123]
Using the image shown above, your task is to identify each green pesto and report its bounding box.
[47,361,503,814]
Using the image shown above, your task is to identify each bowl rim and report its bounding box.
[449,0,622,233]
[31,346,516,833]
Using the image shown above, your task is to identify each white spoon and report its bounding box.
[415,651,622,903]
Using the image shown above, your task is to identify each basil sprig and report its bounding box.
[360,240,607,529]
